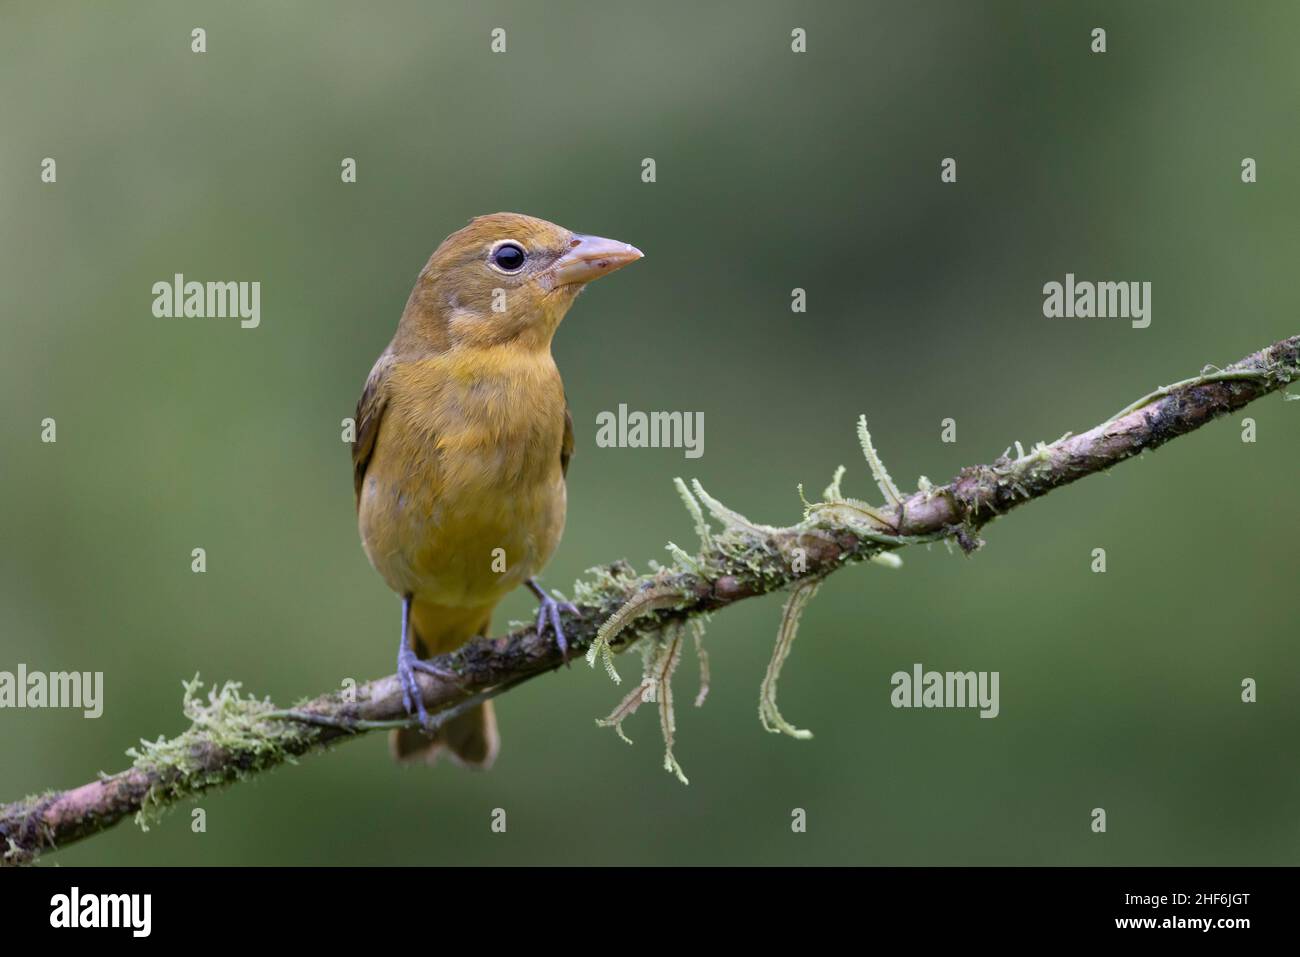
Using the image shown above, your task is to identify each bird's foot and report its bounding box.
[527,578,579,664]
[397,642,461,730]
[395,597,461,729]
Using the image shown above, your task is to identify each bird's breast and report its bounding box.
[358,349,568,607]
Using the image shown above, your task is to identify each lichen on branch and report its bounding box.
[3,334,1296,865]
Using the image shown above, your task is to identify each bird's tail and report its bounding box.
[390,600,500,769]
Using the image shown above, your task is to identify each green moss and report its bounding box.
[570,560,640,609]
[125,675,312,831]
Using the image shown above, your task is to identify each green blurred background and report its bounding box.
[2,1,1297,866]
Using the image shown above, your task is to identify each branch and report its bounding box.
[4,334,1296,866]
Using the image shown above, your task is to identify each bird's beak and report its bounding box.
[548,233,643,287]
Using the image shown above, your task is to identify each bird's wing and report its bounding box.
[561,399,575,478]
[352,351,393,508]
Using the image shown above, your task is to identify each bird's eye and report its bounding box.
[491,242,527,273]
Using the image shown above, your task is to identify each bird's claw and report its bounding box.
[396,642,460,731]
[529,581,578,664]
[397,643,432,729]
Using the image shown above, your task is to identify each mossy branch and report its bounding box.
[2,334,1296,866]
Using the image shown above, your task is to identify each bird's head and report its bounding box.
[397,212,642,352]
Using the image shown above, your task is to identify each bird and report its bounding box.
[352,212,643,768]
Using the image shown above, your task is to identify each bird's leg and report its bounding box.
[395,593,460,729]
[527,577,579,664]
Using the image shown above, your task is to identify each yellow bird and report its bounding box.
[352,213,642,767]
